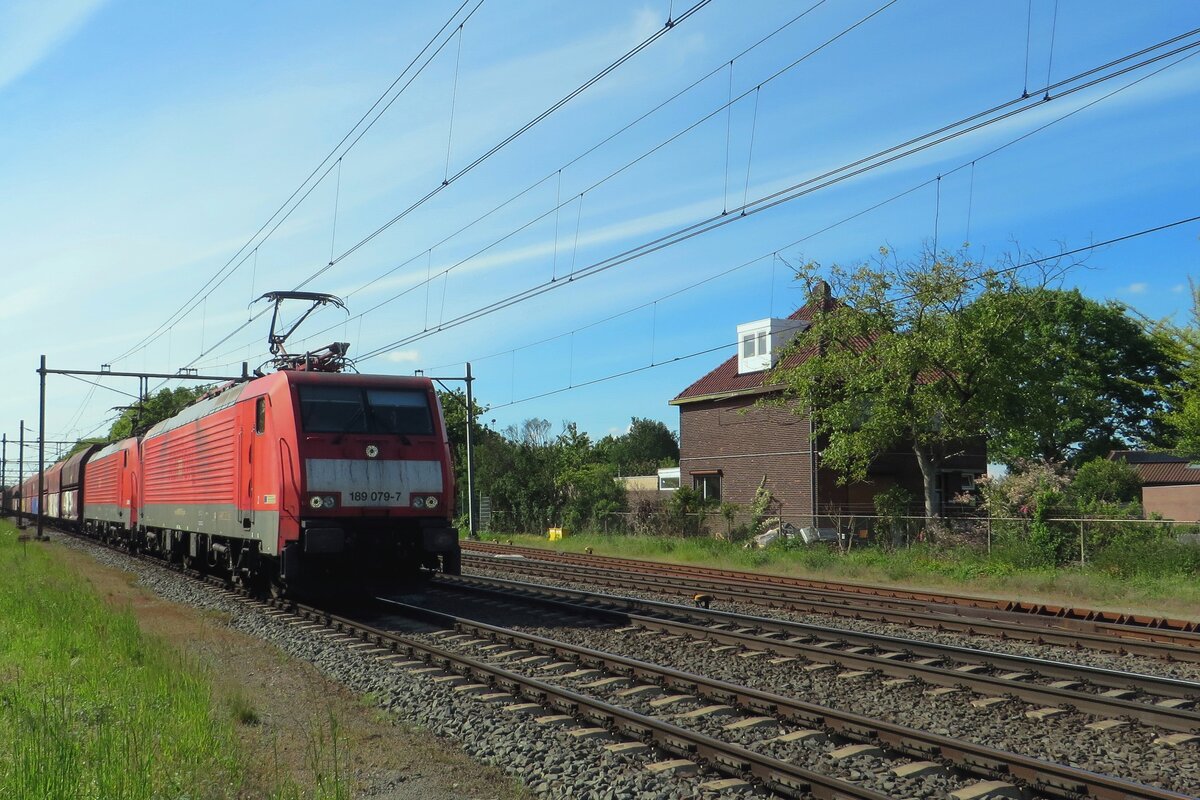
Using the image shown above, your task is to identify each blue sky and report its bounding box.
[2,0,1199,469]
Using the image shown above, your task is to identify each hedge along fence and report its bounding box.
[570,509,1200,572]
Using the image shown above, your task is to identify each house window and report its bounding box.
[756,330,767,356]
[694,473,721,501]
[742,334,755,358]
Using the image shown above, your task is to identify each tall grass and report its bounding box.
[0,521,244,799]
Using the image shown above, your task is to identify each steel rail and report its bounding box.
[463,540,1200,641]
[30,522,1195,799]
[374,597,1194,800]
[464,553,1200,662]
[283,602,901,800]
[437,572,1200,711]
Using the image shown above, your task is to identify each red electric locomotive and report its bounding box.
[134,368,459,594]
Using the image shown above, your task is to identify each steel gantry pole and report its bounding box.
[464,362,477,540]
[18,419,24,514]
[36,355,46,540]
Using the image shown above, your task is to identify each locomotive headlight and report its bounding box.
[412,496,426,509]
[322,496,336,508]
[309,496,323,509]
[425,496,439,509]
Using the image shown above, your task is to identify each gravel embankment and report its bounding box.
[445,567,1200,796]
[465,560,1200,682]
[49,534,767,800]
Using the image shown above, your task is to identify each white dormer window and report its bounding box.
[736,317,807,374]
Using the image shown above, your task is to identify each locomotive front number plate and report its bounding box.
[304,458,443,507]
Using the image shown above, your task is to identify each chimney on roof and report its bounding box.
[736,317,807,375]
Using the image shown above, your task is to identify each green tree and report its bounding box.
[108,386,208,441]
[1067,458,1142,508]
[1157,283,1200,456]
[983,289,1173,465]
[594,417,679,475]
[773,250,1029,519]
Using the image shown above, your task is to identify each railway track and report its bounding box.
[462,547,1200,661]
[432,572,1200,733]
[35,523,1200,799]
[365,595,1195,800]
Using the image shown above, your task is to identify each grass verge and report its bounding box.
[0,520,244,799]
[475,531,1200,619]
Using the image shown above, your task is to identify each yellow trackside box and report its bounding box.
[548,527,564,541]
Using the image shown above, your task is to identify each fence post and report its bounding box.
[987,517,992,555]
[1079,518,1086,565]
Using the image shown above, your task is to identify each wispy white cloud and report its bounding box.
[0,0,106,92]
[1172,283,1187,294]
[1125,282,1149,294]
[384,349,421,363]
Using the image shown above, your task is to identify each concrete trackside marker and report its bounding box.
[645,759,697,776]
[453,683,491,694]
[1084,719,1129,731]
[675,704,735,719]
[950,780,1022,800]
[477,692,513,703]
[581,676,631,690]
[1156,698,1195,709]
[699,778,750,791]
[1025,707,1066,720]
[970,697,1006,708]
[533,714,574,727]
[561,668,601,679]
[1155,733,1200,747]
[721,716,776,731]
[763,729,825,744]
[828,743,883,760]
[568,727,614,740]
[891,761,945,778]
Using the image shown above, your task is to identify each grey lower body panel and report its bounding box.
[84,503,130,526]
[141,503,281,556]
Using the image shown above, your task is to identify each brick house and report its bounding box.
[669,300,987,523]
[1108,450,1200,521]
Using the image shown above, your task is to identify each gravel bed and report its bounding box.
[465,561,1200,683]
[411,582,1200,797]
[49,534,773,800]
[400,625,973,799]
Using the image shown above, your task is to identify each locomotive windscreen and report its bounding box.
[298,385,434,435]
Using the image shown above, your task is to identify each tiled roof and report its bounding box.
[1108,450,1200,485]
[671,303,820,404]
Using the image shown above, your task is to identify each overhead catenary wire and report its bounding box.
[296,0,716,286]
[198,40,1200,381]
[111,0,483,366]
[340,0,826,304]
[146,0,716,388]
[485,213,1200,410]
[270,0,902,357]
[354,31,1200,363]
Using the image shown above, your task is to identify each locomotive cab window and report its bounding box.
[255,397,266,434]
[298,385,433,435]
[365,389,433,435]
